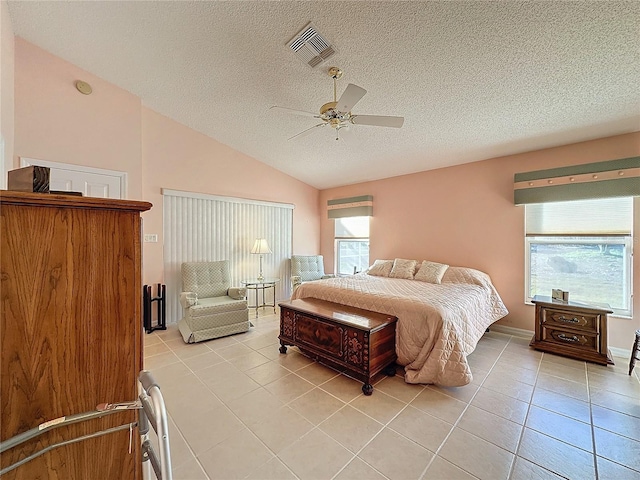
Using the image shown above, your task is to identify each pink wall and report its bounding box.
[320,133,640,350]
[11,39,320,289]
[13,38,143,198]
[140,107,320,283]
[0,0,14,187]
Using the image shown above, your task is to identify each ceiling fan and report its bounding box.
[271,67,404,141]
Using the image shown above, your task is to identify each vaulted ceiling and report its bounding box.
[7,1,640,189]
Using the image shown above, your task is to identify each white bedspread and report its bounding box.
[291,267,508,386]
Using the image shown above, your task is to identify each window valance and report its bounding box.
[327,195,373,218]
[513,156,639,205]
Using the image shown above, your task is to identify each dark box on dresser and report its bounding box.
[7,165,50,193]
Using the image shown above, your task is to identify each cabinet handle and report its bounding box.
[558,315,579,324]
[557,333,579,343]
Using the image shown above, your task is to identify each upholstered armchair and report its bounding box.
[178,260,250,343]
[290,255,334,292]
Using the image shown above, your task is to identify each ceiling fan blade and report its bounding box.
[287,122,326,140]
[270,106,319,118]
[351,115,404,128]
[336,84,367,112]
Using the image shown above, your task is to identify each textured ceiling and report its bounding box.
[7,1,640,189]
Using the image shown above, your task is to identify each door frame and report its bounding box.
[20,157,128,198]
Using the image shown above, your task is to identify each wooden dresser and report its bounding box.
[279,298,397,395]
[0,191,151,479]
[530,295,614,365]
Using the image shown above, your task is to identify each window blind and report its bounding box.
[163,189,293,324]
[334,216,369,238]
[525,197,633,236]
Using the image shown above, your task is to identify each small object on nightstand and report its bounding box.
[530,295,613,365]
[551,289,569,302]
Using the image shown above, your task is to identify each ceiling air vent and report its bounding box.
[287,22,335,68]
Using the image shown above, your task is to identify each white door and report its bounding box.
[20,158,126,199]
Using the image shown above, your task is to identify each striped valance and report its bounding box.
[514,156,640,205]
[327,195,373,218]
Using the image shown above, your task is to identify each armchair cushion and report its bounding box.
[188,296,247,317]
[291,255,333,281]
[182,261,230,298]
[291,255,335,293]
[291,255,329,282]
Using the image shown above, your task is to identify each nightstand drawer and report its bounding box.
[541,325,598,352]
[541,308,598,332]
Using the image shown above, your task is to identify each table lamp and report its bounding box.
[250,238,272,281]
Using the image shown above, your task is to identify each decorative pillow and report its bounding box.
[389,258,418,279]
[367,259,394,277]
[227,287,247,300]
[414,260,449,284]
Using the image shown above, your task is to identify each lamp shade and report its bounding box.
[250,238,272,255]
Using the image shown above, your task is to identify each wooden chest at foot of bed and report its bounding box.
[279,298,397,395]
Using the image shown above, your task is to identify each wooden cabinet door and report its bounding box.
[0,192,151,479]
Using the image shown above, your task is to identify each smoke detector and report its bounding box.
[287,22,335,68]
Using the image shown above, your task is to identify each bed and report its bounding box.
[291,262,508,387]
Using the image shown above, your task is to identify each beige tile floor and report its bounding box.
[143,310,640,480]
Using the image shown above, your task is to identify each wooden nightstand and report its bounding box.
[530,295,614,365]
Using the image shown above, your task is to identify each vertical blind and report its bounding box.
[163,189,293,324]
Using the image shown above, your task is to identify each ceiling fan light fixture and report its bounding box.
[320,101,338,115]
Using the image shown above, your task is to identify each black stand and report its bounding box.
[143,284,166,334]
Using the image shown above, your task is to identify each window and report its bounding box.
[335,216,369,276]
[525,198,633,316]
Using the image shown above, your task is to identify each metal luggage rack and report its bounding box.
[0,371,171,480]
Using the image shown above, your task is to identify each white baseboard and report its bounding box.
[490,325,632,360]
[490,325,534,339]
[609,346,632,360]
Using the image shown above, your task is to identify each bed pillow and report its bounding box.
[441,266,491,287]
[414,260,449,284]
[389,258,418,279]
[367,259,394,277]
